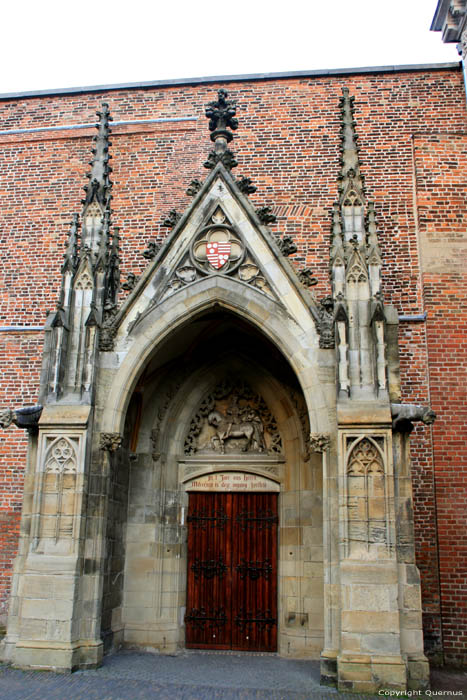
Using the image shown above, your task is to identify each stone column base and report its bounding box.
[320,650,338,686]
[10,639,103,672]
[407,654,430,691]
[337,653,407,693]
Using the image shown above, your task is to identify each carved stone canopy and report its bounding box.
[184,379,282,456]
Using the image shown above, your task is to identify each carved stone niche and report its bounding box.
[184,379,282,457]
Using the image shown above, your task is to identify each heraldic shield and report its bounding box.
[206,241,231,269]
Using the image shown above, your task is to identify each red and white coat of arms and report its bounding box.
[206,241,231,269]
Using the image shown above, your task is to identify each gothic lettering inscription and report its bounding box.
[185,472,279,492]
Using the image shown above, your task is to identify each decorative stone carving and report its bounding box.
[0,409,15,429]
[186,179,202,196]
[205,88,238,141]
[312,297,335,349]
[204,149,238,170]
[391,403,437,432]
[346,436,387,555]
[0,405,43,434]
[45,437,77,473]
[184,379,282,456]
[191,208,245,274]
[277,235,297,257]
[99,432,122,452]
[162,209,182,228]
[142,240,160,260]
[309,433,331,453]
[237,177,256,195]
[256,206,277,225]
[298,268,318,287]
[207,395,266,455]
[99,303,118,351]
[347,438,384,475]
[122,272,138,291]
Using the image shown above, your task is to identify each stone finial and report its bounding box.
[122,272,138,291]
[205,89,238,142]
[237,177,256,195]
[256,207,277,225]
[309,433,331,453]
[204,89,239,171]
[99,432,122,451]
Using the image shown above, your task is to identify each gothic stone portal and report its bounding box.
[104,328,324,659]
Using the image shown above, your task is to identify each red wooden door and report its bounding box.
[185,491,278,651]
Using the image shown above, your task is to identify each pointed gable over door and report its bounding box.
[109,90,321,349]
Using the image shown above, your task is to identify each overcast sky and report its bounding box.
[1,0,459,95]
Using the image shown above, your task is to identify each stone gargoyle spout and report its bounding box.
[0,405,43,433]
[390,403,436,432]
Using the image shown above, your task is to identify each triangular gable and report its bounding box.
[113,162,319,340]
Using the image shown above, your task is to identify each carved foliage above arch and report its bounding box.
[184,378,282,456]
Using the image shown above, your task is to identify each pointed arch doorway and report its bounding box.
[100,307,325,659]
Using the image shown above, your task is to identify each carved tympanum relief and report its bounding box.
[159,207,275,302]
[184,379,282,456]
[346,436,387,557]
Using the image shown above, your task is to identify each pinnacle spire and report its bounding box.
[82,102,113,210]
[338,87,365,241]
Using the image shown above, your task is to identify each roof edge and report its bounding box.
[430,0,451,31]
[0,62,461,101]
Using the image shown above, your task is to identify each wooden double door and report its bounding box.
[185,491,278,651]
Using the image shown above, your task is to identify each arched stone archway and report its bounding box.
[98,275,331,439]
[98,309,328,657]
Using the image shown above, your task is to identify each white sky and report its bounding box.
[1,0,459,94]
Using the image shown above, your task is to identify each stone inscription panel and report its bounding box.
[185,472,279,492]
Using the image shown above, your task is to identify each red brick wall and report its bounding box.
[0,68,465,658]
[414,134,467,665]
